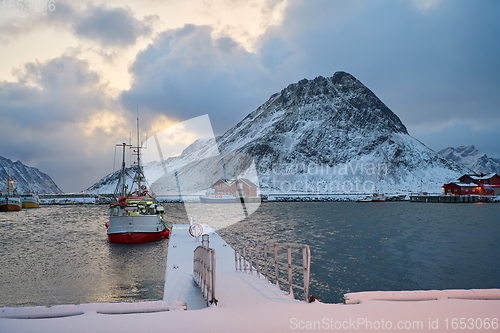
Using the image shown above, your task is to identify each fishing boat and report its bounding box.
[199,191,237,203]
[105,120,169,243]
[371,193,386,202]
[0,196,22,211]
[0,177,22,211]
[21,193,40,208]
[356,197,372,202]
[356,193,386,202]
[107,193,169,243]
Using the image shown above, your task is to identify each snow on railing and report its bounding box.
[234,244,311,301]
[193,245,217,306]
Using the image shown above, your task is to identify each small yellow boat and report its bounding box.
[0,177,22,211]
[21,193,40,208]
[0,196,22,211]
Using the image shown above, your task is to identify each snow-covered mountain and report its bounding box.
[89,71,468,195]
[0,156,62,194]
[213,72,468,193]
[438,145,500,176]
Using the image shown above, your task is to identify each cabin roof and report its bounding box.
[469,173,498,180]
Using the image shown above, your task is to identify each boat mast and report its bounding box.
[136,115,142,189]
[5,167,15,196]
[132,110,147,195]
[114,143,132,199]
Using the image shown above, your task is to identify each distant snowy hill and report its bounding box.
[0,156,62,194]
[438,145,500,175]
[87,165,138,195]
[88,72,468,195]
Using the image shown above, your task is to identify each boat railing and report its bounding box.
[234,243,311,301]
[193,245,217,306]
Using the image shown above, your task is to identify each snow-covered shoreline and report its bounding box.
[38,192,500,204]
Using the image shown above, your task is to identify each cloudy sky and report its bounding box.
[1,0,499,192]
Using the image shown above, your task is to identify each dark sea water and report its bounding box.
[0,202,498,307]
[220,202,500,303]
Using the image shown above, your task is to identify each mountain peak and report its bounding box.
[267,72,408,135]
[221,71,408,152]
[438,145,500,175]
[0,156,62,193]
[438,145,479,159]
[331,70,360,86]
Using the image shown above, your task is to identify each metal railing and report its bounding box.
[193,245,217,306]
[234,244,311,301]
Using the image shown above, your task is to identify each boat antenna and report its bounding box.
[136,108,141,168]
[114,142,132,199]
[131,106,148,196]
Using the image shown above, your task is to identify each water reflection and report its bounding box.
[0,205,169,307]
[105,242,168,302]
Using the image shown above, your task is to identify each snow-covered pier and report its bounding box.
[2,224,500,332]
[410,194,489,203]
[163,224,297,310]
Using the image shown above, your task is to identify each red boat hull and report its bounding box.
[108,229,170,244]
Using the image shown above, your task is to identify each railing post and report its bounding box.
[255,245,261,277]
[274,244,280,290]
[202,234,210,247]
[287,245,293,296]
[239,249,243,272]
[205,249,209,299]
[211,249,216,303]
[302,245,310,302]
[242,248,247,273]
[234,250,238,271]
[263,244,268,281]
[249,247,253,275]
